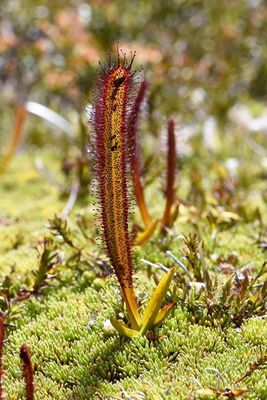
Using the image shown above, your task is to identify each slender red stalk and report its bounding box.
[127,80,152,227]
[20,344,34,400]
[161,118,176,227]
[0,316,4,400]
[91,54,140,328]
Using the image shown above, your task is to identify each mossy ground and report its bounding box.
[0,132,266,399]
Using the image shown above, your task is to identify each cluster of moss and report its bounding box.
[3,281,267,399]
[0,135,266,399]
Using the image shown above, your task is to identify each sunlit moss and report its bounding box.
[1,145,266,399]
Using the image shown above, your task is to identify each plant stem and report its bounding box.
[161,118,176,228]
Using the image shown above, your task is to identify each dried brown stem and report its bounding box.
[0,315,4,400]
[161,118,177,228]
[128,81,153,228]
[235,354,267,384]
[0,105,27,174]
[132,172,153,227]
[20,344,34,400]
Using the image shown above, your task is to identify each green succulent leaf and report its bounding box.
[110,318,140,338]
[140,267,175,335]
[154,302,176,326]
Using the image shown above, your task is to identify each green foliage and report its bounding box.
[32,238,61,293]
[2,283,267,399]
[0,136,266,397]
[170,234,266,329]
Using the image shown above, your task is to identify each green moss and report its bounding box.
[1,145,266,399]
[4,283,266,399]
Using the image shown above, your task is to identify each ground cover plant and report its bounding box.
[0,1,267,399]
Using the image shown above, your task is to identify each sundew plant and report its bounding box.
[89,51,175,337]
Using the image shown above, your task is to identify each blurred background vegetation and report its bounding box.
[0,0,267,173]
